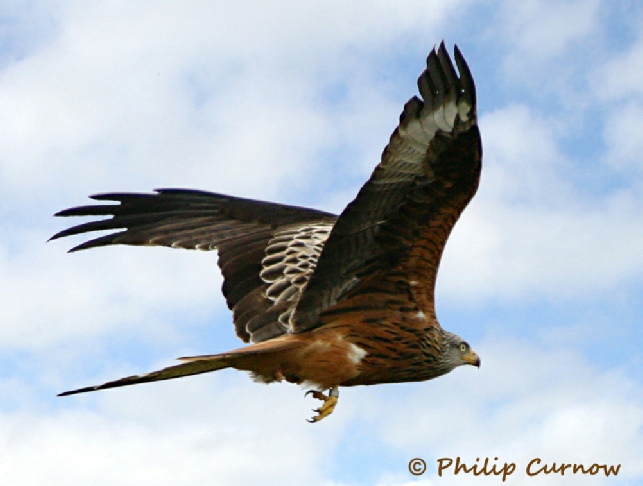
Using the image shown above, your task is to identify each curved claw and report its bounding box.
[305,386,340,423]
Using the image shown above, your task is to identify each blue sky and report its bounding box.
[1,1,642,485]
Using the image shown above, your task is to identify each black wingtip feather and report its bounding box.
[418,43,466,108]
[50,188,338,255]
[453,44,476,109]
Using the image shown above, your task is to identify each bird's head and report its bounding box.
[442,331,481,370]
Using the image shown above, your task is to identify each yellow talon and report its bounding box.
[306,387,339,423]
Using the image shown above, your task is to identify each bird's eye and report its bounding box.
[459,343,468,352]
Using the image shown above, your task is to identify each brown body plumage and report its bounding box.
[52,43,482,422]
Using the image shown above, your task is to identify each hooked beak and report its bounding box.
[463,348,481,368]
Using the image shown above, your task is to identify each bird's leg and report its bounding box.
[306,386,339,423]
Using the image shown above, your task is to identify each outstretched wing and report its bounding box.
[51,189,337,343]
[293,43,481,331]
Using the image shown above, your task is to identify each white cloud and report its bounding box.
[602,102,643,174]
[592,33,643,176]
[0,380,343,486]
[437,103,643,303]
[0,0,468,205]
[593,32,643,102]
[0,234,223,350]
[498,0,601,60]
[492,0,602,92]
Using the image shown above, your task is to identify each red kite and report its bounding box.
[52,43,481,422]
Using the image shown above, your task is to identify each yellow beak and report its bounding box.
[463,349,481,367]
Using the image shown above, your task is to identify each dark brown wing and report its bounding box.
[292,43,481,331]
[51,189,337,342]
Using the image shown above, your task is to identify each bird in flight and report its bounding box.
[52,42,482,422]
